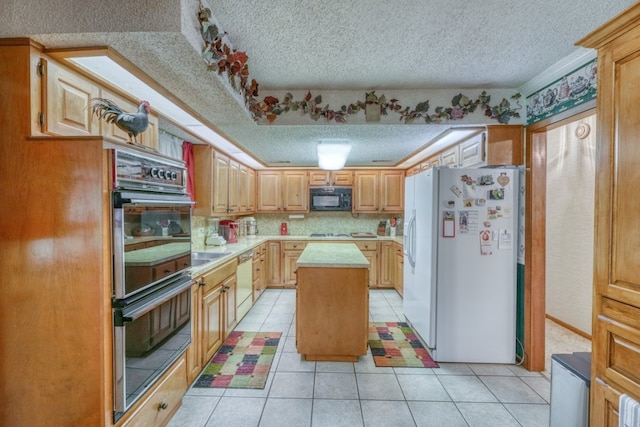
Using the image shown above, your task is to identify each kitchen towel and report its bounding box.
[620,393,640,427]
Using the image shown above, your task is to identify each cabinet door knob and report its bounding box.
[158,402,168,411]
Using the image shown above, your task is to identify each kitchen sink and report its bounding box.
[191,251,232,266]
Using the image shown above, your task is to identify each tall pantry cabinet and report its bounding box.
[0,39,112,425]
[577,4,640,426]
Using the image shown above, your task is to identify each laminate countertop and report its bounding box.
[296,242,370,269]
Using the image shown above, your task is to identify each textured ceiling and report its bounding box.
[1,0,637,168]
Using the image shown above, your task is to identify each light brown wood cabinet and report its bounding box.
[257,170,309,212]
[309,170,353,186]
[378,241,396,288]
[265,241,282,286]
[353,170,404,213]
[193,146,255,217]
[354,240,378,287]
[282,241,307,288]
[192,258,237,370]
[296,265,369,362]
[252,243,266,301]
[121,356,187,427]
[38,57,101,137]
[394,242,404,296]
[407,126,523,175]
[578,6,640,425]
[240,164,256,214]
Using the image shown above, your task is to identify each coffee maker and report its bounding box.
[219,219,239,243]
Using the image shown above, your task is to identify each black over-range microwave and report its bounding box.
[310,186,352,211]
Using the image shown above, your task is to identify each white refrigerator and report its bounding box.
[403,166,519,363]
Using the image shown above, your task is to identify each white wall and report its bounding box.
[545,114,596,335]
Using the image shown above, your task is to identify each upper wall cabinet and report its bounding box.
[309,170,353,186]
[257,170,308,213]
[353,170,404,213]
[407,125,523,175]
[33,55,160,150]
[193,145,255,217]
[39,58,101,137]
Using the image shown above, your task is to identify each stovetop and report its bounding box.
[309,233,350,238]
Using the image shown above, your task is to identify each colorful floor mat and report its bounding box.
[193,331,281,389]
[368,322,439,368]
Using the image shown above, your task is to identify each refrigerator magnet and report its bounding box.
[489,188,504,200]
[450,185,462,198]
[480,230,492,255]
[443,211,455,237]
[497,172,510,187]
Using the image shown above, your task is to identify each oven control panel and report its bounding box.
[113,148,187,194]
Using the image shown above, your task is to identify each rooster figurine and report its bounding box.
[89,98,150,144]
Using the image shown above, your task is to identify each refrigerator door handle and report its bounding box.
[407,212,416,271]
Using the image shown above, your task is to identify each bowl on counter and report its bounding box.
[131,224,155,237]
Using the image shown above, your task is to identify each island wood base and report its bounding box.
[295,266,369,362]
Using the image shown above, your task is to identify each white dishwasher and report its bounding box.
[236,249,254,320]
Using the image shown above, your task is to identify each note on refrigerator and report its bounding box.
[498,229,513,250]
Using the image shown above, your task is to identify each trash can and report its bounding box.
[550,352,591,427]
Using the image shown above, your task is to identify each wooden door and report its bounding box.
[228,159,240,214]
[265,241,282,286]
[395,243,404,296]
[42,58,100,137]
[354,171,379,212]
[201,284,223,363]
[378,241,395,288]
[257,170,282,212]
[212,152,230,214]
[309,171,330,186]
[222,274,238,335]
[380,170,404,212]
[486,125,524,165]
[459,133,486,167]
[332,170,353,186]
[578,5,640,425]
[283,170,308,212]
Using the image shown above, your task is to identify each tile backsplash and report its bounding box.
[192,212,403,245]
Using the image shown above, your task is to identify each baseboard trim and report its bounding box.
[545,314,592,341]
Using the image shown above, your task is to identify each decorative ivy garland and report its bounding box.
[197,3,522,125]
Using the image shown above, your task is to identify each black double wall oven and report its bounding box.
[110,148,194,419]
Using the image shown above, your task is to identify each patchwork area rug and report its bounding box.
[368,322,439,368]
[193,331,281,389]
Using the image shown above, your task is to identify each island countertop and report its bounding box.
[296,242,370,268]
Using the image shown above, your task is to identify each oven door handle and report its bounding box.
[116,279,194,324]
[112,191,195,208]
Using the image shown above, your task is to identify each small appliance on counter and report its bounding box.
[246,217,258,236]
[205,233,226,246]
[219,220,239,243]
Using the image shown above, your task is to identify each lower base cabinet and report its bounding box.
[121,355,187,427]
[296,266,369,362]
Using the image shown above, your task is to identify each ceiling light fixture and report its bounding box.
[317,141,352,170]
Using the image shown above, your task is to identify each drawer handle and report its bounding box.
[198,279,205,287]
[158,402,168,411]
[164,269,172,274]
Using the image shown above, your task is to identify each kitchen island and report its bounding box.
[295,243,370,362]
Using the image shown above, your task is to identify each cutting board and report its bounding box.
[350,232,377,238]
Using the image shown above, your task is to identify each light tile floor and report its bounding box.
[168,289,551,427]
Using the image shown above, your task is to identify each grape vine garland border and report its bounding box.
[198,3,522,125]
